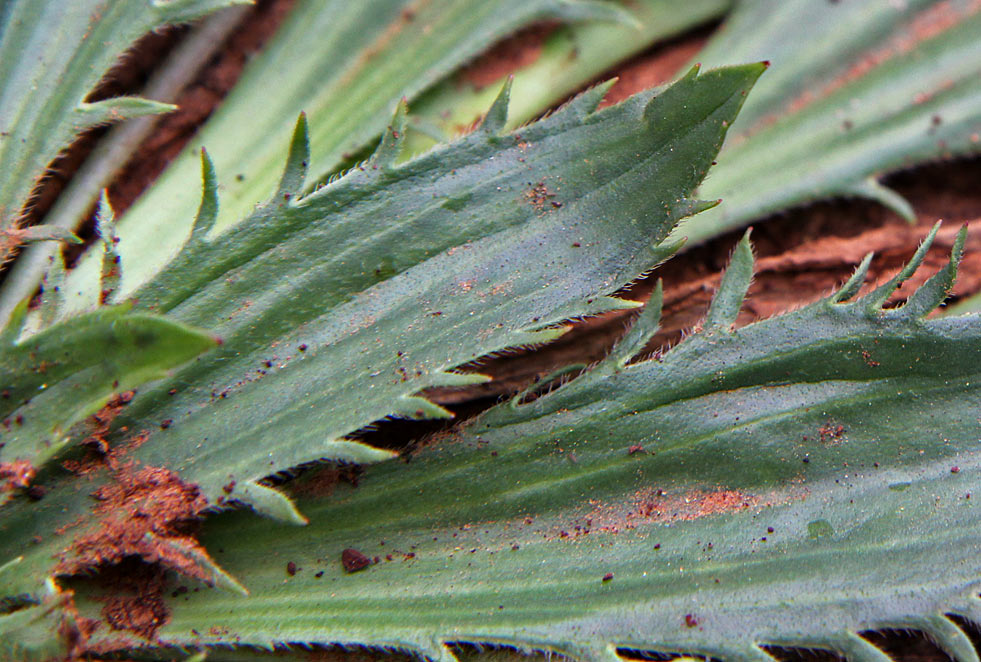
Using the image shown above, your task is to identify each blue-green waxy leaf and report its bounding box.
[108,230,981,662]
[63,63,761,514]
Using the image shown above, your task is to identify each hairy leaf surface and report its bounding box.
[0,65,764,613]
[113,228,981,661]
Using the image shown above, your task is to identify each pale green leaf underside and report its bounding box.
[0,0,246,241]
[676,0,981,244]
[58,0,637,306]
[110,230,981,662]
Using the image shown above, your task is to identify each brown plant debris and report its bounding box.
[341,547,373,573]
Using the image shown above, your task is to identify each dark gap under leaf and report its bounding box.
[616,648,720,662]
[760,645,844,662]
[859,629,954,662]
[449,642,564,662]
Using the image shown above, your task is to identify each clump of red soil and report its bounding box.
[0,458,36,492]
[94,561,170,641]
[56,463,209,577]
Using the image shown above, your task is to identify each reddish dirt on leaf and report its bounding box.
[93,561,170,641]
[0,458,36,492]
[56,463,211,589]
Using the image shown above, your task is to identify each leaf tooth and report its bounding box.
[408,639,459,662]
[370,100,409,170]
[540,0,642,30]
[1,298,29,346]
[727,644,781,662]
[562,642,623,662]
[277,112,311,202]
[74,97,175,131]
[190,148,219,241]
[673,197,722,221]
[509,326,570,348]
[859,221,941,312]
[912,614,980,662]
[422,371,493,389]
[0,556,22,579]
[96,193,121,306]
[5,226,82,245]
[394,395,454,420]
[479,76,513,136]
[234,480,308,525]
[606,279,663,369]
[891,224,966,320]
[704,229,754,333]
[847,177,916,224]
[829,252,874,303]
[143,532,248,596]
[39,251,66,328]
[948,602,981,635]
[510,363,587,407]
[826,632,895,662]
[555,79,618,121]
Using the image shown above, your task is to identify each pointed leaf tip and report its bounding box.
[277,112,311,200]
[704,229,754,332]
[480,76,513,135]
[896,223,967,319]
[369,100,409,169]
[192,148,219,239]
[607,279,663,368]
[860,221,941,311]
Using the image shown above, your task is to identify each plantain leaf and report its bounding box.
[56,0,640,305]
[677,0,981,245]
[0,0,247,258]
[110,227,981,661]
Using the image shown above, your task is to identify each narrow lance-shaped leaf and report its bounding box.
[119,229,981,662]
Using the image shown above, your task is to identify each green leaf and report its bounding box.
[675,0,981,245]
[59,0,643,304]
[0,306,218,502]
[116,229,981,660]
[0,0,243,256]
[0,64,762,635]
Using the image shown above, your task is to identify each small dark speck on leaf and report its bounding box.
[298,344,308,352]
[315,571,324,578]
[685,614,699,628]
[286,561,297,576]
[160,419,173,430]
[602,572,613,582]
[767,526,774,533]
[952,466,960,473]
[342,548,372,573]
[168,388,177,396]
[236,174,245,181]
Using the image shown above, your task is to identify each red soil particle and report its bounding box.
[0,459,36,492]
[525,180,557,212]
[627,444,645,455]
[818,423,845,444]
[685,613,699,628]
[341,547,373,573]
[286,560,297,576]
